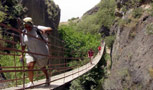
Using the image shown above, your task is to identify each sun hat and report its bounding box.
[23,17,33,24]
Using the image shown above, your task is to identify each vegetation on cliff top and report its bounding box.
[0,0,24,26]
[76,0,116,34]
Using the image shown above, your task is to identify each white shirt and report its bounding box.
[21,25,49,59]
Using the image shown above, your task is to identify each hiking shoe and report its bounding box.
[27,82,34,87]
[45,78,50,86]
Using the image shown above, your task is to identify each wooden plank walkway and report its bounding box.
[3,43,105,90]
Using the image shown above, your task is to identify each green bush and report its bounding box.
[105,35,116,48]
[69,53,107,90]
[132,7,143,18]
[0,0,28,88]
[70,78,85,90]
[45,0,60,20]
[118,18,132,26]
[149,3,153,16]
[76,0,116,34]
[0,54,29,87]
[146,23,153,35]
[0,0,24,23]
[122,0,142,8]
[0,11,6,22]
[0,52,46,87]
[68,60,79,68]
[59,25,101,58]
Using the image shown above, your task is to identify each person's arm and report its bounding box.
[20,45,26,60]
[20,33,26,60]
[38,26,52,34]
[43,27,52,34]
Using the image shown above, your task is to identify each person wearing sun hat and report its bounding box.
[23,17,33,24]
[20,17,52,87]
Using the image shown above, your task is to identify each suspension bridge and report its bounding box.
[0,23,105,90]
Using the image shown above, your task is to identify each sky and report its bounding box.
[54,0,101,22]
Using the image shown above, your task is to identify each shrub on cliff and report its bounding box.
[58,24,101,58]
[132,7,144,18]
[105,35,116,48]
[146,23,153,35]
[76,0,116,34]
[0,0,24,25]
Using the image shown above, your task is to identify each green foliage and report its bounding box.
[129,30,137,39]
[59,25,101,58]
[68,60,79,68]
[45,0,60,22]
[132,7,143,18]
[0,11,6,22]
[123,0,143,8]
[0,2,7,22]
[104,35,116,48]
[130,0,142,6]
[104,53,111,61]
[68,58,90,69]
[0,52,45,87]
[0,1,26,87]
[96,0,116,27]
[146,23,153,35]
[0,55,20,68]
[69,53,107,90]
[0,54,29,87]
[0,0,24,24]
[70,78,85,90]
[122,5,128,13]
[118,18,131,26]
[76,0,116,34]
[68,17,79,22]
[148,3,153,16]
[0,0,25,57]
[76,15,101,34]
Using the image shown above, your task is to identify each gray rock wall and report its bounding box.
[21,0,60,28]
[104,12,153,90]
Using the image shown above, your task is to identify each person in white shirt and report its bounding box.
[20,17,52,87]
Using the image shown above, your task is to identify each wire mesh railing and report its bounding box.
[0,22,101,90]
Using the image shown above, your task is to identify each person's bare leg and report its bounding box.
[90,57,92,64]
[27,61,35,83]
[41,67,49,79]
[41,67,50,86]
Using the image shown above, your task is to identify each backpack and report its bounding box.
[22,25,48,43]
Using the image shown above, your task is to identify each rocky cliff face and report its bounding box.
[103,3,153,90]
[116,0,152,9]
[83,6,99,16]
[21,0,60,29]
